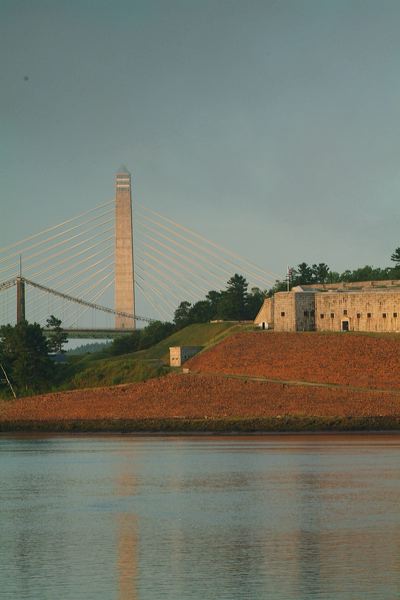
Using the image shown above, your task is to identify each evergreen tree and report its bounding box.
[217,274,249,320]
[188,300,214,323]
[391,247,400,266]
[0,321,53,394]
[46,315,68,353]
[311,263,330,283]
[174,301,192,329]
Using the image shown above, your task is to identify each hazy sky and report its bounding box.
[2,0,400,280]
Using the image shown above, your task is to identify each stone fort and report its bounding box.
[255,280,400,333]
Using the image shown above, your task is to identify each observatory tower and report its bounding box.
[115,167,135,329]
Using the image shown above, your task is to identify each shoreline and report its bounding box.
[2,416,400,434]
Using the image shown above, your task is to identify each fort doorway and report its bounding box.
[341,320,349,332]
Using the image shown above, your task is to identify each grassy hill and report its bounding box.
[58,322,249,390]
[135,321,248,361]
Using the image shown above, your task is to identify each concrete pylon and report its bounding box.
[115,167,135,329]
[16,276,26,324]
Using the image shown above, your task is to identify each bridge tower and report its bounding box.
[115,167,135,329]
[16,277,25,324]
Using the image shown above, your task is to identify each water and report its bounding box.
[1,434,400,600]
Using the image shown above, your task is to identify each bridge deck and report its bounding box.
[45,329,135,339]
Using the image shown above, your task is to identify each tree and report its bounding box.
[340,265,392,282]
[188,300,213,323]
[0,321,53,394]
[205,290,222,318]
[217,274,249,320]
[108,331,142,356]
[391,247,400,266]
[138,321,175,350]
[293,263,314,285]
[174,301,192,329]
[311,263,330,284]
[46,315,68,354]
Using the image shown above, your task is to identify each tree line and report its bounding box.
[269,246,400,294]
[0,316,67,396]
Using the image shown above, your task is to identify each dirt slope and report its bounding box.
[1,373,400,423]
[1,331,400,427]
[187,332,400,390]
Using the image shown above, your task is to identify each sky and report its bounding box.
[1,0,400,286]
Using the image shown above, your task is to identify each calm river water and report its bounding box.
[1,434,400,600]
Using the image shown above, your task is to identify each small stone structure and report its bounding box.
[254,297,274,329]
[169,346,202,367]
[254,280,400,333]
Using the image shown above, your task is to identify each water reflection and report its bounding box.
[117,513,138,600]
[115,463,138,600]
[1,435,400,599]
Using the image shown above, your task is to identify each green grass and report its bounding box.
[135,322,252,361]
[52,322,250,391]
[67,357,166,389]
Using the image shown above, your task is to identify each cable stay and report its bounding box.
[0,207,113,270]
[135,208,276,288]
[0,200,113,255]
[136,202,282,282]
[19,278,153,324]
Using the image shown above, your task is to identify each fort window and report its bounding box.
[383,313,387,318]
[394,313,398,318]
[330,313,334,319]
[320,314,324,319]
[280,311,285,317]
[343,309,348,315]
[357,313,361,319]
[367,313,371,318]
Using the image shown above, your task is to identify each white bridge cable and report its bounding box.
[65,277,115,328]
[0,228,112,286]
[135,208,275,289]
[135,265,175,320]
[135,271,180,314]
[138,245,210,297]
[25,252,115,321]
[59,261,114,298]
[14,231,113,296]
[23,277,151,323]
[29,237,114,281]
[136,203,282,283]
[0,200,113,255]
[136,281,171,322]
[137,223,232,286]
[12,220,114,274]
[138,286,175,321]
[29,261,114,323]
[32,246,114,290]
[135,261,185,307]
[0,207,114,272]
[136,221,229,282]
[136,215,275,291]
[60,270,114,328]
[135,255,200,303]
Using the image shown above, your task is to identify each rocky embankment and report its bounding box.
[1,332,400,432]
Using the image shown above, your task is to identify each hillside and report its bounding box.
[61,322,247,389]
[135,321,246,361]
[2,372,400,432]
[187,331,400,390]
[3,328,400,432]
